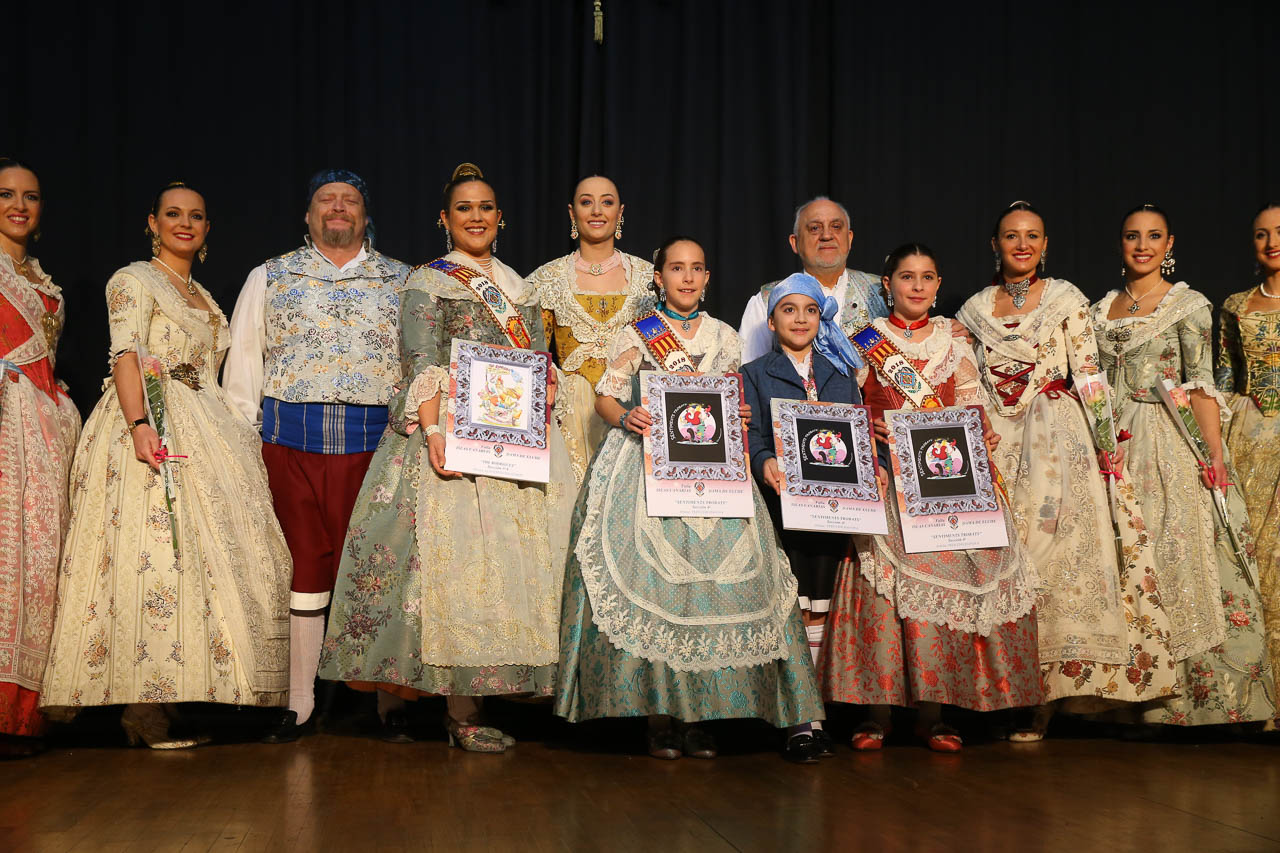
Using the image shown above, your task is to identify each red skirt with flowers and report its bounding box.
[819,562,1043,712]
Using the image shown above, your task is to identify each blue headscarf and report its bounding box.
[307,169,376,247]
[766,272,864,375]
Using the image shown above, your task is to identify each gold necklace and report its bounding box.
[10,253,31,278]
[152,257,198,296]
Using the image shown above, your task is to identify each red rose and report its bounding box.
[1061,660,1083,678]
[1126,667,1142,684]
[1228,611,1251,627]
[1136,652,1154,670]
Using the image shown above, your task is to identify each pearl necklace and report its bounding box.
[573,250,622,276]
[153,257,198,296]
[8,253,31,278]
[1259,282,1280,299]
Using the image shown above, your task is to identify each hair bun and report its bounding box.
[451,162,484,182]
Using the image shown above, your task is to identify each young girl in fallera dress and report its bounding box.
[554,237,828,763]
[820,245,1043,751]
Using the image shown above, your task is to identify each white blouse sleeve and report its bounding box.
[221,264,269,427]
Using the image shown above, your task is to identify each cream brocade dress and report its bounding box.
[957,279,1177,705]
[529,252,653,480]
[40,262,291,709]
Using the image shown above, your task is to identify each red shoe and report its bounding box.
[921,724,962,753]
[850,722,888,751]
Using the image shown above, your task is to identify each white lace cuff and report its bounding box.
[403,366,451,433]
[1181,379,1232,425]
[594,368,633,402]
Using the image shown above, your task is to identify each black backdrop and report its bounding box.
[6,1,1276,416]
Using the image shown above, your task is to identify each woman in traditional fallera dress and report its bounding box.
[318,164,577,753]
[955,202,1177,739]
[1092,205,1273,726]
[554,236,826,763]
[528,175,654,479]
[1217,201,1280,697]
[40,183,292,747]
[821,245,1043,751]
[0,159,81,753]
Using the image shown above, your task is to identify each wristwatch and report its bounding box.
[127,417,149,434]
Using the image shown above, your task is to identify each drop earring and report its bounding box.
[615,214,624,241]
[886,290,895,307]
[198,244,209,263]
[993,254,1002,273]
[570,218,579,240]
[150,229,160,257]
[445,231,453,253]
[1161,248,1176,277]
[1039,252,1047,274]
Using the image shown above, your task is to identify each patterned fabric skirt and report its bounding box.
[819,562,1043,711]
[989,393,1178,706]
[1127,396,1276,725]
[554,558,824,726]
[1224,396,1280,692]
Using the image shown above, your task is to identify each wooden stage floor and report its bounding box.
[2,703,1278,852]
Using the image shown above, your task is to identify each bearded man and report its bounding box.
[224,170,409,742]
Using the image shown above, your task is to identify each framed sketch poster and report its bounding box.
[444,339,551,482]
[886,404,1009,553]
[770,399,887,533]
[640,370,753,518]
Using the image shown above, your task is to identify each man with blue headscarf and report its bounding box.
[224,170,410,743]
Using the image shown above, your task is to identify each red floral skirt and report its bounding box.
[819,562,1044,712]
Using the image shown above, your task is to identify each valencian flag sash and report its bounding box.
[632,312,696,372]
[848,324,944,408]
[428,258,533,349]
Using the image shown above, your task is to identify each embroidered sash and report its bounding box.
[427,258,533,349]
[632,312,696,372]
[848,324,943,408]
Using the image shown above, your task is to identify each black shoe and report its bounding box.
[811,727,837,758]
[783,733,823,764]
[682,725,717,759]
[647,725,682,760]
[380,709,415,744]
[261,710,311,744]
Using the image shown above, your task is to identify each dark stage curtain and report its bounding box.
[4,1,1275,415]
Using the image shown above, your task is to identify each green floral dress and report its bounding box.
[1094,284,1274,724]
[318,253,577,696]
[553,315,824,726]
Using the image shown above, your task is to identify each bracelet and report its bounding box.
[424,424,441,437]
[127,417,149,434]
[618,408,630,429]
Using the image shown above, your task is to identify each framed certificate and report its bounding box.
[770,399,887,533]
[445,339,551,482]
[886,405,1008,553]
[641,370,753,518]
